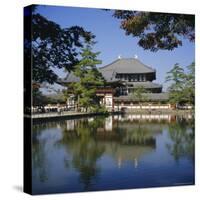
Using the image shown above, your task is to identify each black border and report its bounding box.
[23,5,33,195]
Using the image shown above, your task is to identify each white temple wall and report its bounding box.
[114,104,171,110]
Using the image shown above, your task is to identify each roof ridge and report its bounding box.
[99,59,121,69]
[64,72,71,80]
[100,57,155,72]
[134,58,156,72]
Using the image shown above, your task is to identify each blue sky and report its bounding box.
[37,5,195,91]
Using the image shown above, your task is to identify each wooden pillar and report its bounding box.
[112,93,114,111]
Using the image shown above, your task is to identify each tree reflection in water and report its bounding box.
[59,116,159,189]
[166,116,194,161]
[32,114,194,191]
[60,118,106,190]
[32,126,48,183]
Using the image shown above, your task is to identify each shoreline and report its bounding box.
[28,111,118,123]
[124,109,194,115]
[26,109,194,123]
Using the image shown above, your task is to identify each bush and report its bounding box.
[90,105,108,114]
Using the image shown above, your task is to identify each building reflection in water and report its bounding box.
[57,114,172,186]
[32,114,194,190]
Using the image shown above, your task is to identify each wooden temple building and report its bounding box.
[62,58,170,111]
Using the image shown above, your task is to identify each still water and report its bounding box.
[32,114,194,194]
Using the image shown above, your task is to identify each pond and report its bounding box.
[32,114,194,194]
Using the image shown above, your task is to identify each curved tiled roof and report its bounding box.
[64,72,80,83]
[99,58,155,74]
[62,58,156,83]
[99,58,155,82]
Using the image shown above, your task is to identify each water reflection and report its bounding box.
[60,119,106,190]
[32,126,48,183]
[166,117,194,161]
[32,114,194,194]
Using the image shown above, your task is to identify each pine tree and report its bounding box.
[184,62,195,106]
[165,62,195,108]
[70,46,105,112]
[131,86,148,108]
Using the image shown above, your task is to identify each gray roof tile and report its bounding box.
[63,72,80,83]
[100,58,155,74]
[62,58,156,83]
[114,93,169,101]
[126,81,162,89]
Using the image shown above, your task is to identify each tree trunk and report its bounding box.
[76,95,80,112]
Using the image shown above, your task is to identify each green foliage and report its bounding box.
[33,86,66,106]
[32,87,48,106]
[69,46,105,112]
[184,62,195,105]
[166,118,194,161]
[166,63,186,104]
[46,93,66,104]
[131,86,149,103]
[90,104,108,114]
[62,89,70,102]
[60,118,106,189]
[166,62,195,106]
[112,11,194,51]
[25,6,94,84]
